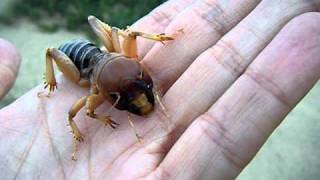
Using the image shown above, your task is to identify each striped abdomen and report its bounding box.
[58,39,105,79]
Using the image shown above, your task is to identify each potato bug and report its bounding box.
[40,16,175,155]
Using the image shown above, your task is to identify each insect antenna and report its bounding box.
[107,92,121,114]
[128,113,143,143]
[153,89,170,119]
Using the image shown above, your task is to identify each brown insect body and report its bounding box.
[59,39,154,116]
[42,15,175,153]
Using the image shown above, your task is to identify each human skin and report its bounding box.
[0,0,320,179]
[0,39,20,99]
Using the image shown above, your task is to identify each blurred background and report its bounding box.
[0,0,319,179]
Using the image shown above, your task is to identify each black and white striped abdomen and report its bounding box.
[58,39,103,72]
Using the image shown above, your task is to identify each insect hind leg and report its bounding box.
[41,48,89,96]
[88,15,115,52]
[87,15,176,59]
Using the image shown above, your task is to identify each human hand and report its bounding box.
[1,0,320,179]
[0,39,20,100]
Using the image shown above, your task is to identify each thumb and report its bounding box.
[0,39,21,100]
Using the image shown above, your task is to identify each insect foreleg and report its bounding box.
[85,92,119,128]
[127,30,174,42]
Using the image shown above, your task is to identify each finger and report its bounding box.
[163,0,318,133]
[156,13,320,179]
[143,0,261,92]
[0,39,21,99]
[132,0,196,58]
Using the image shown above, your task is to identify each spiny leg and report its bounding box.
[41,48,90,96]
[85,92,119,128]
[120,27,175,59]
[43,48,59,94]
[68,96,87,142]
[122,32,138,58]
[87,15,175,59]
[72,138,80,161]
[111,27,122,53]
[125,29,175,42]
[68,96,87,160]
[88,16,122,54]
[88,15,114,52]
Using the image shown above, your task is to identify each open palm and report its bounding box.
[1,0,320,179]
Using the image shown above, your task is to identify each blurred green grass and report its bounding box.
[0,0,166,40]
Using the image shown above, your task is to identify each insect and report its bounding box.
[40,15,175,150]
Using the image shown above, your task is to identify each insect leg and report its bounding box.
[43,48,90,95]
[111,27,122,53]
[126,30,175,43]
[68,96,87,160]
[88,15,114,52]
[43,48,58,94]
[119,28,176,59]
[68,96,87,142]
[85,92,119,128]
[121,31,138,59]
